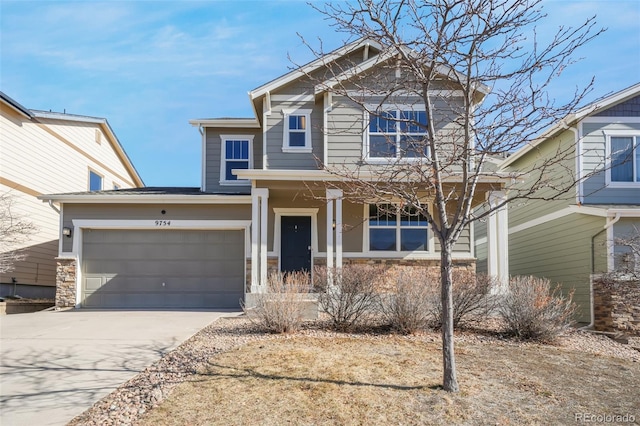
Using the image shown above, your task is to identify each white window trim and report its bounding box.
[363,108,428,163]
[363,203,434,254]
[604,130,640,188]
[282,108,313,153]
[271,208,319,271]
[220,135,254,186]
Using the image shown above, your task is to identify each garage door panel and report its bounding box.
[82,229,244,309]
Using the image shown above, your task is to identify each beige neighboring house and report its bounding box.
[0,92,144,298]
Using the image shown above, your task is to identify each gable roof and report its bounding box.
[0,91,33,118]
[28,109,144,187]
[501,82,640,169]
[249,37,383,101]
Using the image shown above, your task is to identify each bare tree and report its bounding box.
[614,226,640,277]
[0,192,37,275]
[300,0,603,392]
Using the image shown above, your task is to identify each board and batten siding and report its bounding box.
[204,128,262,193]
[508,213,605,323]
[0,104,139,291]
[580,120,640,205]
[60,203,251,254]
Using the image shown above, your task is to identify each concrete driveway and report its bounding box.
[0,309,241,426]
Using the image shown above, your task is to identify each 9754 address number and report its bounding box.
[155,220,171,226]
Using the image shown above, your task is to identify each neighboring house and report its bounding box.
[0,92,144,298]
[476,82,640,323]
[41,38,506,310]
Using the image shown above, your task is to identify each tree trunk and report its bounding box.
[440,241,459,392]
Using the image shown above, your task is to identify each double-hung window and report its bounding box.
[368,204,429,252]
[282,109,312,152]
[367,109,428,160]
[220,135,253,185]
[610,135,640,184]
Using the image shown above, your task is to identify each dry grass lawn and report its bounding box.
[138,333,639,426]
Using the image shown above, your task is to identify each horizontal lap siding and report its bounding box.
[265,99,324,170]
[508,214,604,322]
[581,121,640,204]
[505,129,577,228]
[204,128,261,193]
[1,105,138,288]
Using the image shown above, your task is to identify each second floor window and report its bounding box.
[220,135,253,185]
[282,109,312,152]
[89,170,102,191]
[611,136,639,183]
[367,109,428,160]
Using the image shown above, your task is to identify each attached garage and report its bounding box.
[81,229,245,309]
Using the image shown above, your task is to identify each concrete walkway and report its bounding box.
[0,309,241,426]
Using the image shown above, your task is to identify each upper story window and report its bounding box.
[366,109,428,160]
[282,109,312,153]
[220,135,253,185]
[368,204,429,252]
[610,135,639,184]
[89,170,102,191]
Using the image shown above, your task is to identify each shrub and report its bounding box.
[315,264,381,330]
[498,275,576,342]
[429,270,496,329]
[380,268,434,334]
[242,271,311,333]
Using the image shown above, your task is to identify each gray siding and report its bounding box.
[204,128,262,193]
[264,99,324,170]
[581,121,640,205]
[594,95,640,117]
[326,93,467,170]
[61,203,251,253]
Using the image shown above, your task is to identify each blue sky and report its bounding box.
[2,0,639,187]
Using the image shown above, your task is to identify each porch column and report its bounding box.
[251,189,260,292]
[258,188,269,288]
[251,188,269,293]
[326,197,334,270]
[326,189,343,270]
[487,191,508,292]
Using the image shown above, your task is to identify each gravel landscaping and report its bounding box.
[67,316,640,426]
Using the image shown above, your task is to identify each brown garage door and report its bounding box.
[82,229,244,308]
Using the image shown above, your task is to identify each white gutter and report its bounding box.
[38,194,253,204]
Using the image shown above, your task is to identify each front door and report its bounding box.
[281,216,312,273]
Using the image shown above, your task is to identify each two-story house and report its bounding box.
[0,92,144,299]
[42,38,506,310]
[476,82,640,323]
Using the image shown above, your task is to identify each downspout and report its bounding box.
[583,212,621,329]
[48,200,60,214]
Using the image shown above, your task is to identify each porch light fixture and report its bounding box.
[62,227,72,238]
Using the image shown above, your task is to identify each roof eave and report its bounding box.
[39,193,252,204]
[188,118,261,128]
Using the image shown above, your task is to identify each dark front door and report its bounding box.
[281,216,312,273]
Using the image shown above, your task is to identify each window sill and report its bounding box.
[282,147,313,153]
[607,182,640,189]
[363,157,427,164]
